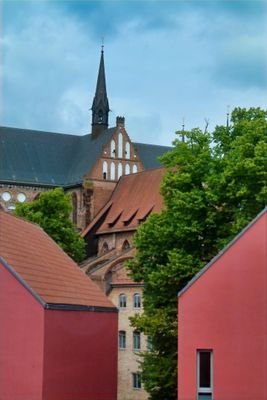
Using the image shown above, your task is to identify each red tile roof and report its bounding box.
[0,211,115,309]
[83,168,165,236]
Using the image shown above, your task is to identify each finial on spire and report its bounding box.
[181,117,185,142]
[226,105,230,129]
[101,36,104,52]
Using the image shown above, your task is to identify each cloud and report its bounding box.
[1,0,266,146]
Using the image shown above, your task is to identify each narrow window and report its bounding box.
[133,293,141,309]
[118,133,123,158]
[101,242,109,254]
[122,240,130,250]
[111,140,116,158]
[147,336,153,351]
[119,293,127,308]
[197,350,213,400]
[132,164,138,173]
[125,141,130,159]
[118,163,123,179]
[72,192,78,225]
[125,163,130,175]
[133,330,141,351]
[119,330,126,350]
[110,162,115,180]
[132,373,141,389]
[103,161,108,180]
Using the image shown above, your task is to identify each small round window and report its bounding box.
[17,193,26,203]
[1,192,11,202]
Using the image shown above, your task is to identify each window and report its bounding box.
[125,141,130,159]
[119,330,126,350]
[122,240,130,250]
[119,293,127,308]
[118,133,123,158]
[147,336,153,351]
[101,242,109,254]
[111,140,116,158]
[110,162,115,180]
[103,161,108,180]
[133,293,141,308]
[133,330,141,351]
[72,192,78,225]
[132,164,138,173]
[118,163,123,179]
[197,350,213,400]
[125,163,130,175]
[132,372,141,389]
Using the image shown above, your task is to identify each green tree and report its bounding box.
[128,107,267,400]
[15,187,86,262]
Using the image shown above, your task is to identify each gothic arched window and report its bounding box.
[118,163,123,179]
[122,240,130,250]
[111,140,116,158]
[133,293,141,309]
[103,161,108,180]
[110,162,115,180]
[119,293,127,308]
[72,192,78,225]
[132,164,138,173]
[118,133,123,158]
[125,142,130,159]
[125,164,130,175]
[101,242,109,254]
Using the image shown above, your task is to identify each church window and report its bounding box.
[1,192,11,202]
[118,163,123,179]
[122,239,130,250]
[103,161,108,180]
[133,293,141,309]
[119,331,126,350]
[118,133,123,158]
[111,140,116,158]
[101,242,109,254]
[17,193,26,203]
[132,164,138,173]
[110,162,115,180]
[125,164,130,175]
[72,192,78,225]
[119,293,127,308]
[125,141,130,159]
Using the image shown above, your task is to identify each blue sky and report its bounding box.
[1,0,266,145]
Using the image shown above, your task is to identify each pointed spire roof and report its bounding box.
[91,48,109,111]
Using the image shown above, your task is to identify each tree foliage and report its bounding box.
[15,187,85,262]
[127,107,267,400]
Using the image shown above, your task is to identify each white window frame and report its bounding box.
[133,293,141,309]
[119,293,127,308]
[197,350,213,399]
[133,330,141,351]
[119,330,126,350]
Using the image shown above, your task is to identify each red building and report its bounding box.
[0,211,118,400]
[178,208,267,400]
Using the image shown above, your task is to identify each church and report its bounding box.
[0,48,170,231]
[0,49,171,400]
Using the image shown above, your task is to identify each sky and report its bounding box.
[0,0,266,146]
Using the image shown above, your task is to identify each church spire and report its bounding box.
[91,47,110,138]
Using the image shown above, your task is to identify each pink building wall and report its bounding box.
[43,309,118,400]
[0,263,44,400]
[0,260,118,400]
[178,212,267,400]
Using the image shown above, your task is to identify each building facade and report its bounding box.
[178,208,267,400]
[0,211,118,400]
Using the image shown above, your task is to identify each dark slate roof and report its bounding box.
[134,142,172,169]
[0,126,171,187]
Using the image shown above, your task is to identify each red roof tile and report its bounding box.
[0,211,115,309]
[95,168,165,234]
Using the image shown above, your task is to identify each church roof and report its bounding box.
[83,167,165,236]
[0,126,170,187]
[0,210,117,311]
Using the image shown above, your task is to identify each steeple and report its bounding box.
[91,47,110,138]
